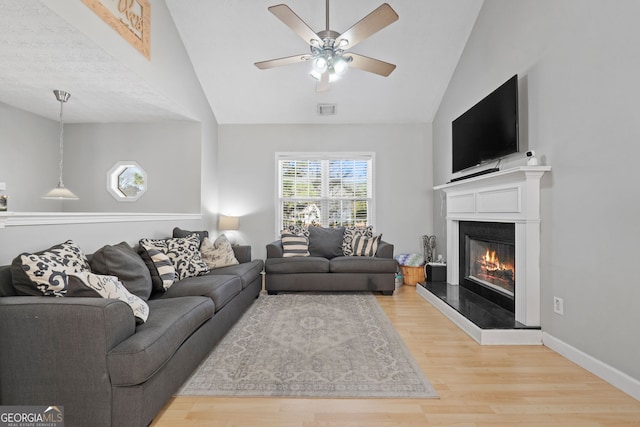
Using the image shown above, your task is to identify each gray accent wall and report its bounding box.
[218,123,434,261]
[433,0,640,382]
[63,122,202,213]
[0,102,61,212]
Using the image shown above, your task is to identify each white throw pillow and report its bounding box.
[67,271,149,324]
[200,234,239,269]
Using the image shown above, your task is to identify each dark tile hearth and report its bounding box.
[419,282,539,330]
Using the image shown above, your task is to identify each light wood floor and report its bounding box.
[151,285,640,426]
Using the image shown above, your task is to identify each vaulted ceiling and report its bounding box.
[0,0,483,124]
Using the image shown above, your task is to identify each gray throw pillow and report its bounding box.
[90,241,153,300]
[173,227,209,248]
[308,226,345,259]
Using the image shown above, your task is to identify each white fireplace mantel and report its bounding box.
[434,166,551,327]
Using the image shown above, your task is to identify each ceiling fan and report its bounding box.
[255,0,399,92]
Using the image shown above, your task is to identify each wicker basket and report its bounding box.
[399,265,425,286]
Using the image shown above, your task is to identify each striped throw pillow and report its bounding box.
[138,240,176,291]
[281,233,310,257]
[351,234,382,257]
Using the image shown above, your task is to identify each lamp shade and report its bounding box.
[218,214,239,231]
[42,183,79,200]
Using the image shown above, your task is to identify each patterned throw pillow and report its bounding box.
[281,233,310,257]
[351,234,382,257]
[14,240,91,296]
[67,272,149,324]
[200,234,239,269]
[140,234,209,282]
[281,225,310,237]
[342,226,374,256]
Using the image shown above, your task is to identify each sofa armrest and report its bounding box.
[266,240,284,258]
[0,296,136,417]
[232,245,252,264]
[376,241,394,259]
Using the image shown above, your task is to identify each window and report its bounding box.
[276,153,374,231]
[107,161,147,201]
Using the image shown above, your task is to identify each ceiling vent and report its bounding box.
[317,103,337,116]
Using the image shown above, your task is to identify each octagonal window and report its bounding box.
[107,161,147,201]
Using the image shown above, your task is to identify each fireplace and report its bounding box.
[459,221,515,313]
[429,167,551,330]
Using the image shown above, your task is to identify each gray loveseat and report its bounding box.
[265,226,397,295]
[0,229,263,427]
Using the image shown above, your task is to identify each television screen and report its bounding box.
[452,75,519,174]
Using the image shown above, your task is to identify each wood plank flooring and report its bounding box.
[150,285,640,426]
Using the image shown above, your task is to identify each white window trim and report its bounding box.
[107,161,147,202]
[274,152,376,237]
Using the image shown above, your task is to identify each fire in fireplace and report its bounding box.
[467,238,515,297]
[459,221,516,312]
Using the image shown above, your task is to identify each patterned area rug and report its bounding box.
[177,293,438,398]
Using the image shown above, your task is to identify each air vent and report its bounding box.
[317,103,337,116]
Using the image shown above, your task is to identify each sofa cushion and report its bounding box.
[138,243,176,292]
[281,233,310,257]
[152,274,242,313]
[352,234,382,257]
[265,256,330,274]
[308,226,345,259]
[208,259,264,289]
[90,241,152,300]
[107,296,214,386]
[11,240,91,297]
[342,226,373,256]
[200,235,239,269]
[330,256,398,273]
[66,272,150,324]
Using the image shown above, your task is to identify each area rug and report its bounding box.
[177,292,438,398]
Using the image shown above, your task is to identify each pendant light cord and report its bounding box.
[57,97,65,187]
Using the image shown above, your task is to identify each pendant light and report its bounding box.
[43,90,78,200]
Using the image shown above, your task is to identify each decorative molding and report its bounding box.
[82,0,151,59]
[0,212,201,228]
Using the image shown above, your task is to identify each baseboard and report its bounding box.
[542,332,640,401]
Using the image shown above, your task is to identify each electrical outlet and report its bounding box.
[0,182,5,191]
[554,297,564,315]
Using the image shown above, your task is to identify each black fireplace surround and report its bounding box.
[459,221,515,313]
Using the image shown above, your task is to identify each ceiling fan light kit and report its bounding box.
[255,1,398,92]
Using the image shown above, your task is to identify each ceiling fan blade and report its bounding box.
[316,71,330,92]
[268,4,323,47]
[336,3,398,49]
[255,54,310,70]
[348,53,396,77]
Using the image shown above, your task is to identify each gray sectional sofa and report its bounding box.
[0,229,263,427]
[265,226,397,295]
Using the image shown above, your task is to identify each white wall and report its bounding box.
[433,0,640,382]
[0,218,206,265]
[218,124,433,261]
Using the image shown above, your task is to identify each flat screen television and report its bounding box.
[452,75,519,174]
